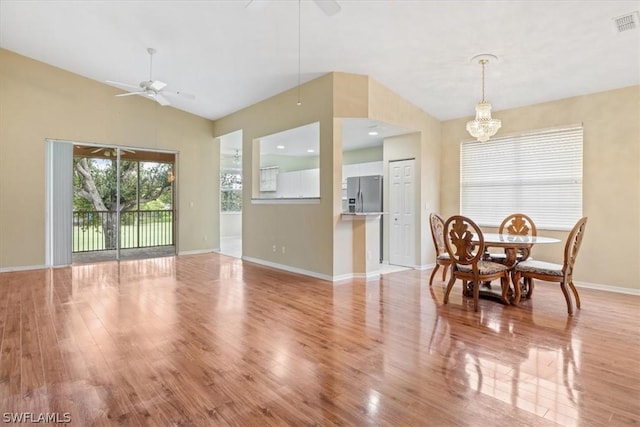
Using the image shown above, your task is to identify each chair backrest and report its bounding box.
[499,213,537,236]
[563,217,588,275]
[443,215,484,266]
[429,213,447,257]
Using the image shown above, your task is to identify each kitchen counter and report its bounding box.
[340,212,386,218]
[340,212,384,278]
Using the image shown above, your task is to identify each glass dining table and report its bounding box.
[483,233,561,266]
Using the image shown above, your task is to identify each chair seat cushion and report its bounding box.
[457,261,509,275]
[437,253,450,261]
[515,260,563,276]
[489,253,525,260]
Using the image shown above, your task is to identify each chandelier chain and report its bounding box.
[480,59,487,102]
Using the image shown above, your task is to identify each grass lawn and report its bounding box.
[73,222,173,252]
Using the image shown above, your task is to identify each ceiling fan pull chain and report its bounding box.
[297,0,302,106]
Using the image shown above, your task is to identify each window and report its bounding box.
[254,122,320,200]
[460,126,583,230]
[221,172,242,212]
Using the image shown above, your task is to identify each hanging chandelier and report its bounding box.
[466,55,501,142]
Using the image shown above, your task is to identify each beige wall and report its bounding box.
[441,86,640,291]
[343,146,383,164]
[333,73,440,274]
[215,72,440,278]
[214,74,336,277]
[368,78,442,268]
[0,49,217,268]
[6,46,633,290]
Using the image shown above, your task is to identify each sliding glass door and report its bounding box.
[72,145,176,262]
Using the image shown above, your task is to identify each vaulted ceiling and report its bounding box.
[1,1,638,122]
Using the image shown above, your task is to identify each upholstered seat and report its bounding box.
[513,217,588,316]
[488,252,525,261]
[513,259,563,277]
[457,260,510,275]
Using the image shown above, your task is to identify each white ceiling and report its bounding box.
[1,0,638,123]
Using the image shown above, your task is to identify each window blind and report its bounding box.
[460,126,583,231]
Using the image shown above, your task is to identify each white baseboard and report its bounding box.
[416,263,435,271]
[574,280,640,296]
[0,264,49,273]
[241,256,382,282]
[177,249,216,256]
[242,256,334,282]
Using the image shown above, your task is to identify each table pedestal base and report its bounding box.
[463,281,512,305]
[463,279,531,305]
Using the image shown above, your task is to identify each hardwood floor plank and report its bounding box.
[0,253,639,425]
[0,279,22,405]
[19,285,48,411]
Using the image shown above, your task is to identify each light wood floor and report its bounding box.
[1,253,638,426]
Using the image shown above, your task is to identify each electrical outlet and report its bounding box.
[281,246,286,254]
[272,244,277,252]
[203,235,208,241]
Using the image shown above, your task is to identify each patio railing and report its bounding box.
[73,210,174,253]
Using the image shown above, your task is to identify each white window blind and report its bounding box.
[460,126,583,231]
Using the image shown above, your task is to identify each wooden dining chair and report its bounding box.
[429,213,452,286]
[443,215,511,312]
[489,213,538,263]
[513,217,588,315]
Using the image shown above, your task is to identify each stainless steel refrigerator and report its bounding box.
[347,175,383,262]
[347,175,383,213]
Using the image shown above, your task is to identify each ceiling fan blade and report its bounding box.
[149,80,167,91]
[106,80,141,90]
[154,93,171,106]
[314,0,340,16]
[115,92,142,97]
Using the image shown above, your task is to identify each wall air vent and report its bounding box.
[614,11,639,32]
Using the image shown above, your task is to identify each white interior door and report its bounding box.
[389,159,416,267]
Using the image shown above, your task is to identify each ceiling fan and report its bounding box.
[245,0,341,16]
[107,48,195,107]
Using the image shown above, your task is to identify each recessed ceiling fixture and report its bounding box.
[613,11,639,32]
[368,130,379,136]
[307,149,315,153]
[276,145,285,149]
[466,54,502,142]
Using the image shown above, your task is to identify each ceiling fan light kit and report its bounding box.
[466,53,502,142]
